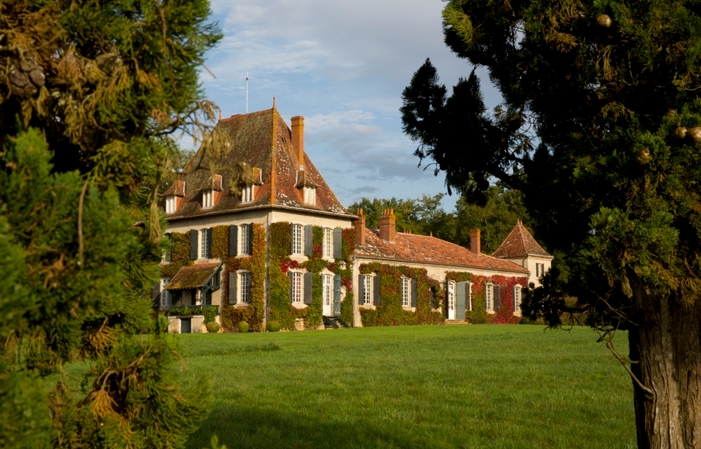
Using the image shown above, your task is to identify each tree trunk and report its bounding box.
[629,283,701,448]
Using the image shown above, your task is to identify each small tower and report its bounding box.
[492,220,553,288]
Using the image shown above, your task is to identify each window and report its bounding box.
[239,271,251,304]
[200,228,210,259]
[240,224,251,255]
[448,281,455,314]
[536,263,546,278]
[514,285,522,312]
[467,282,473,311]
[486,283,493,311]
[290,271,303,304]
[362,275,372,305]
[242,184,255,203]
[323,228,332,259]
[161,278,171,307]
[165,196,176,214]
[303,186,316,205]
[292,224,303,255]
[202,189,213,208]
[322,274,332,308]
[401,277,411,307]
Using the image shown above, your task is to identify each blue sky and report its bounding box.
[199,0,501,210]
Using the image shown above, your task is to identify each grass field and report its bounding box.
[178,325,635,449]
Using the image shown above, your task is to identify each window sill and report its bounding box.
[291,302,308,309]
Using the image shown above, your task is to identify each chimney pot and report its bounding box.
[379,209,396,242]
[470,229,481,255]
[291,116,305,168]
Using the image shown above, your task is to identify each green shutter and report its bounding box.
[206,228,213,257]
[358,275,365,305]
[333,227,342,259]
[333,274,342,315]
[456,282,466,320]
[290,223,295,254]
[494,285,501,311]
[229,225,238,256]
[411,279,417,307]
[373,275,381,306]
[229,272,237,305]
[247,223,254,254]
[304,272,313,304]
[288,271,294,303]
[189,229,198,259]
[304,225,313,256]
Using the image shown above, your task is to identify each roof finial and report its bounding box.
[273,96,276,109]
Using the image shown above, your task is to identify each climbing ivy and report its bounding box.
[446,272,528,324]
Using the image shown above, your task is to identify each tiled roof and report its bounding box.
[354,229,528,273]
[492,221,552,259]
[165,107,351,219]
[165,263,221,290]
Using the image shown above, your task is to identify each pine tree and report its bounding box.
[401,1,701,447]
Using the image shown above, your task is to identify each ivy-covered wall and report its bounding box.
[358,263,443,327]
[446,271,528,324]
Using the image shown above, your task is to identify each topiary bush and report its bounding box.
[238,321,249,333]
[267,320,281,332]
[206,321,220,333]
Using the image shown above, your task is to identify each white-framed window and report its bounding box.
[322,274,332,308]
[290,271,303,304]
[401,277,411,307]
[240,223,251,255]
[448,281,455,313]
[242,184,255,204]
[161,278,171,307]
[165,196,176,214]
[323,228,332,259]
[467,282,473,311]
[202,189,213,208]
[514,285,522,312]
[536,263,547,278]
[362,274,372,305]
[200,228,210,259]
[292,224,303,255]
[303,186,316,206]
[239,271,251,304]
[486,283,493,312]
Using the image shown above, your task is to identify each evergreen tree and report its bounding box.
[401,1,701,446]
[0,0,221,447]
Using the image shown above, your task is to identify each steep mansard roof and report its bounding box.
[165,107,352,219]
[492,221,552,259]
[355,229,529,274]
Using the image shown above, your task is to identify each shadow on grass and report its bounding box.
[189,402,430,449]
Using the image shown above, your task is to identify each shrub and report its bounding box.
[267,321,281,332]
[206,321,220,333]
[238,321,249,333]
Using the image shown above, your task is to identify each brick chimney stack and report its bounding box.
[355,208,366,244]
[291,116,304,168]
[379,209,396,243]
[470,229,481,255]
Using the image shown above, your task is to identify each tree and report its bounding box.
[401,1,701,447]
[0,0,221,447]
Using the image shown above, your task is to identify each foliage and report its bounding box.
[237,321,249,333]
[0,130,210,448]
[402,0,701,443]
[266,321,281,332]
[168,306,218,320]
[206,322,220,333]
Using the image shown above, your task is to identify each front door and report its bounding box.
[447,282,455,320]
[180,318,191,333]
[322,275,332,316]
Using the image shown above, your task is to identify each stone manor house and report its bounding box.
[156,105,552,333]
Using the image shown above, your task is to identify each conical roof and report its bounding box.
[492,220,551,259]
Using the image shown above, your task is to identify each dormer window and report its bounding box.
[165,196,177,214]
[242,184,255,204]
[303,186,316,206]
[203,189,213,209]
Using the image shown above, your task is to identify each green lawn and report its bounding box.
[179,325,635,449]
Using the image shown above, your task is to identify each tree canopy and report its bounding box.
[401,1,701,446]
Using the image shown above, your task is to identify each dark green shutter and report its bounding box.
[290,223,295,254]
[304,225,313,256]
[229,272,237,305]
[333,227,342,259]
[358,275,365,305]
[189,229,198,259]
[373,275,381,306]
[494,285,501,311]
[288,271,294,303]
[247,223,254,254]
[304,272,313,304]
[456,281,466,320]
[229,225,238,256]
[411,279,417,307]
[333,274,342,315]
[206,228,213,257]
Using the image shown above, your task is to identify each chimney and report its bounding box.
[470,229,481,255]
[379,209,396,242]
[355,208,366,244]
[291,116,304,168]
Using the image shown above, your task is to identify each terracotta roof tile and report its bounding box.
[492,221,552,258]
[165,263,221,290]
[355,229,528,273]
